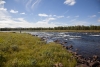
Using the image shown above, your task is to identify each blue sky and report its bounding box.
[0,0,100,28]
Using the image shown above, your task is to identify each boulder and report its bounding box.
[89,61,100,67]
[76,64,89,67]
[58,63,63,67]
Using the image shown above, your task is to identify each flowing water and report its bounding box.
[29,32,100,59]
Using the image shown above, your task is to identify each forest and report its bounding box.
[0,25,100,31]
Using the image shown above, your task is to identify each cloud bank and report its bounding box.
[0,0,57,28]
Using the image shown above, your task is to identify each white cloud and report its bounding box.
[36,18,56,27]
[26,0,32,11]
[20,12,25,14]
[57,16,64,18]
[66,16,70,18]
[48,15,52,17]
[26,0,41,11]
[64,0,76,6]
[75,15,79,18]
[89,15,96,18]
[53,15,56,17]
[48,18,56,20]
[0,14,57,28]
[31,0,41,9]
[52,15,64,18]
[10,9,18,13]
[38,14,64,18]
[0,0,57,28]
[98,18,100,22]
[0,8,7,11]
[0,0,6,4]
[0,11,57,27]
[37,18,55,24]
[0,0,6,11]
[38,13,48,17]
[0,2,57,28]
[98,12,100,14]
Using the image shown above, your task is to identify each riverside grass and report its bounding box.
[0,32,77,67]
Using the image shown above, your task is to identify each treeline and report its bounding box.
[0,25,100,31]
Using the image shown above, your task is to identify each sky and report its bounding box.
[0,0,100,28]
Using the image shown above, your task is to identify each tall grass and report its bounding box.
[0,32,77,67]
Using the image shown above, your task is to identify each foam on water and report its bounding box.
[29,32,100,59]
[89,35,100,36]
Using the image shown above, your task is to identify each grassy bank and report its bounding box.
[1,30,100,33]
[0,32,77,67]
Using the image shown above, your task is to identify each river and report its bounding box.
[29,32,100,59]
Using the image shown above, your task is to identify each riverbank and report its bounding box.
[1,30,100,33]
[32,32,100,67]
[53,39,100,67]
[36,30,100,33]
[0,32,76,67]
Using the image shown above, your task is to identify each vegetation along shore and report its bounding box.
[0,32,77,67]
[0,25,100,33]
[1,32,100,67]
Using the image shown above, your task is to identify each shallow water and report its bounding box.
[29,32,100,59]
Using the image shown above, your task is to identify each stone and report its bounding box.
[76,64,89,67]
[58,63,63,67]
[89,61,100,67]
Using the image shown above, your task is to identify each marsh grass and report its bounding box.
[0,32,77,67]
